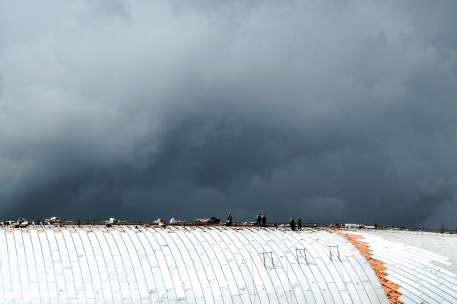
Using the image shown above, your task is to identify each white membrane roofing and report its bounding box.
[0,226,388,303]
[346,230,457,304]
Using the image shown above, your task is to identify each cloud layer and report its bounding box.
[1,0,457,227]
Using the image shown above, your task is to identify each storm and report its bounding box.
[1,0,457,228]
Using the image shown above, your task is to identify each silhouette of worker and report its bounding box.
[290,218,295,231]
[297,217,302,231]
[256,213,261,226]
[261,214,266,226]
[227,213,232,226]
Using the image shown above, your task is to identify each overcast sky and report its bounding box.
[1,0,457,227]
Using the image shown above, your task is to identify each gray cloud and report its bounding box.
[1,0,457,227]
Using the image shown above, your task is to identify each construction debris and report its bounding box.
[196,216,220,225]
[45,217,62,224]
[154,219,165,227]
[345,223,358,228]
[16,218,29,227]
[102,218,119,227]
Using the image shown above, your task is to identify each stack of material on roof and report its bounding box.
[196,216,220,224]
[45,217,61,224]
[154,218,165,226]
[345,224,359,228]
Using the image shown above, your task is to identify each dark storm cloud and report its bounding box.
[1,0,457,227]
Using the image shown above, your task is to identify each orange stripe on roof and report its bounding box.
[334,230,404,304]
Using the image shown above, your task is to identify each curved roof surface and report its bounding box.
[0,225,389,303]
[344,230,457,304]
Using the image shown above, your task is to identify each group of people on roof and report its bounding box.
[289,217,301,230]
[226,213,318,230]
[256,213,267,226]
[226,212,267,226]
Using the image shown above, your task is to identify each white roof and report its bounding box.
[0,226,389,303]
[344,229,457,304]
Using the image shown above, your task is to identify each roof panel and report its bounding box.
[0,227,405,303]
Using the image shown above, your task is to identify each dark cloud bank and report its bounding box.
[1,0,457,227]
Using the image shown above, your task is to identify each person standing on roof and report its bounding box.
[256,213,261,226]
[227,213,232,226]
[290,218,295,231]
[261,213,266,226]
[297,217,302,231]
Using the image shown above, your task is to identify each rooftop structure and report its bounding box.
[0,225,389,303]
[0,224,455,303]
